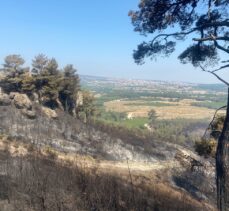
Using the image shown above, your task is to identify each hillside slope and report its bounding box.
[0,90,217,210]
[0,92,178,162]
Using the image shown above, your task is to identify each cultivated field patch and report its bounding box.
[104,99,224,120]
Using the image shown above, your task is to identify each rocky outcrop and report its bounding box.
[174,148,214,176]
[9,92,17,100]
[13,93,32,110]
[0,92,37,119]
[41,106,58,119]
[0,94,11,106]
[76,91,83,107]
[32,93,39,103]
[0,90,59,120]
[21,109,36,119]
[175,149,203,170]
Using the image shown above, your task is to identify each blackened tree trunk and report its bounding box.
[216,88,229,211]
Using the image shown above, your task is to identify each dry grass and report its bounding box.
[104,99,225,120]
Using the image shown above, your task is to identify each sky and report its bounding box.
[0,0,228,84]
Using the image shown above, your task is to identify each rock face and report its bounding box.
[0,91,59,120]
[0,94,11,106]
[175,149,202,169]
[41,106,58,119]
[76,91,83,107]
[32,93,39,103]
[9,92,17,100]
[13,93,32,110]
[0,92,37,119]
[21,109,36,119]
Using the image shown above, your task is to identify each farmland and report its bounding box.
[80,75,227,145]
[104,99,219,120]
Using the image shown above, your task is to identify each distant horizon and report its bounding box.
[79,74,226,86]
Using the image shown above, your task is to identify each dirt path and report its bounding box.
[93,160,178,172]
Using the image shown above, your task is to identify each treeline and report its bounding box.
[0,54,95,119]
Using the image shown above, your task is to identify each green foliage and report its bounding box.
[0,54,87,116]
[59,65,80,113]
[194,114,225,157]
[21,74,36,95]
[210,114,225,140]
[148,109,157,124]
[152,118,207,145]
[0,55,29,93]
[129,0,229,68]
[76,90,96,122]
[42,58,59,76]
[195,138,217,157]
[178,44,218,67]
[0,75,23,93]
[3,54,25,73]
[120,117,148,129]
[32,54,48,75]
[96,110,126,122]
[191,101,226,109]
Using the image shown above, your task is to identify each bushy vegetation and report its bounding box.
[96,109,126,122]
[0,54,95,120]
[151,119,207,146]
[195,138,217,158]
[90,117,207,149]
[195,115,225,157]
[191,101,226,109]
[0,54,79,112]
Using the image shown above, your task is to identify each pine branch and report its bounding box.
[202,105,227,139]
[200,65,229,86]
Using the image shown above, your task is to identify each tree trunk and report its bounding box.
[216,88,229,211]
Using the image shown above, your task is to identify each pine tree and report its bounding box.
[59,64,80,113]
[32,54,48,75]
[1,55,28,93]
[35,58,61,108]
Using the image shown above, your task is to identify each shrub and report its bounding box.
[194,138,217,158]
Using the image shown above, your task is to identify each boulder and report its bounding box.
[9,92,18,99]
[41,106,58,119]
[13,93,32,110]
[32,93,39,103]
[21,109,36,119]
[0,94,11,106]
[175,150,204,171]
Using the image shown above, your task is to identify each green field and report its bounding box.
[81,75,227,145]
[191,101,226,109]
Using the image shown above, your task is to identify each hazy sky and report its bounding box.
[0,0,228,84]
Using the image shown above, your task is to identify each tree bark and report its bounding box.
[216,88,229,211]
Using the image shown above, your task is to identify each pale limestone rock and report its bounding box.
[41,106,58,119]
[76,91,83,107]
[21,109,36,119]
[0,93,11,106]
[13,93,32,110]
[9,92,18,99]
[32,92,39,103]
